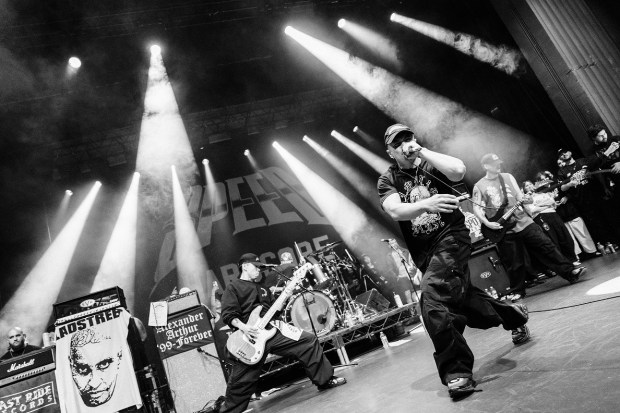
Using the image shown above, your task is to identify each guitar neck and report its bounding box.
[255,263,312,330]
[500,201,523,222]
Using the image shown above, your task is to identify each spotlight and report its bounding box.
[284,26,293,36]
[338,19,347,29]
[68,57,81,69]
[202,159,209,165]
[95,181,102,188]
[390,13,397,22]
[65,190,73,196]
[302,135,310,142]
[133,171,140,178]
[244,149,250,156]
[150,44,161,54]
[353,126,359,133]
[330,130,337,137]
[272,141,279,148]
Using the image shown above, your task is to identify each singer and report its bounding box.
[217,253,346,413]
[377,124,529,400]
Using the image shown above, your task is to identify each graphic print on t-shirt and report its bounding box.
[400,175,445,235]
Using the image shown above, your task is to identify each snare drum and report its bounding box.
[284,291,336,337]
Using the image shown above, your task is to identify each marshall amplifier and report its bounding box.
[0,347,60,413]
[53,286,126,319]
[469,244,510,295]
[0,347,55,387]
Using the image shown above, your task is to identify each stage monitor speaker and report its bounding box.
[469,245,510,295]
[355,289,390,313]
[162,343,227,413]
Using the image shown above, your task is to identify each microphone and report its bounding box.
[259,263,279,268]
[381,239,394,243]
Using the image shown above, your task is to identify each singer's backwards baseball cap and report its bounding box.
[238,253,261,269]
[384,124,413,147]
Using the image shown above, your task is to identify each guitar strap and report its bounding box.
[497,173,509,209]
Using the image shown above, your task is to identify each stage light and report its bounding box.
[351,125,381,149]
[150,44,161,54]
[331,130,390,173]
[65,190,73,196]
[202,159,209,164]
[353,126,359,133]
[337,19,401,69]
[390,13,524,76]
[171,166,214,308]
[273,141,280,148]
[274,142,397,277]
[284,26,293,36]
[0,182,101,343]
[302,135,310,142]
[338,19,347,28]
[285,26,538,174]
[68,57,81,69]
[244,149,250,156]
[137,41,199,219]
[91,172,140,311]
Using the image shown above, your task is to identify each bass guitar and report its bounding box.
[480,200,524,243]
[226,262,313,365]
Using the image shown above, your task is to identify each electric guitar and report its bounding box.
[480,200,524,243]
[226,262,313,365]
[535,168,612,193]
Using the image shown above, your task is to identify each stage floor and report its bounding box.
[246,253,620,413]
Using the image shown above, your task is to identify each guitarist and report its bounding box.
[473,153,584,301]
[218,253,346,413]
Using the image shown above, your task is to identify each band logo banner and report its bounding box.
[0,375,58,413]
[154,307,214,359]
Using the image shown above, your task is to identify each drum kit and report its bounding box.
[274,241,372,337]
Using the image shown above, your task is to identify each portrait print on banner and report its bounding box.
[54,307,142,413]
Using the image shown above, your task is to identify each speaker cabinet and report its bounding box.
[355,289,390,313]
[468,245,511,295]
[161,343,227,413]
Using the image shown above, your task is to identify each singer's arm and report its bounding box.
[382,192,460,221]
[404,144,466,182]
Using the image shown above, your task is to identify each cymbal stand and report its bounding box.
[327,256,363,326]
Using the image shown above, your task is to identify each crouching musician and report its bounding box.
[218,253,346,413]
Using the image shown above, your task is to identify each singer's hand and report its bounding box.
[401,140,423,158]
[420,194,459,214]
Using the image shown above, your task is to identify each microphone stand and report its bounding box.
[386,242,421,305]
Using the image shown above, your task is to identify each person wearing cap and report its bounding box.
[378,124,528,400]
[473,153,585,299]
[217,253,346,413]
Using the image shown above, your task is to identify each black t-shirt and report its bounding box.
[220,277,275,329]
[0,344,41,361]
[377,162,469,270]
[594,135,620,183]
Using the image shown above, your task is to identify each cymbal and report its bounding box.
[311,241,343,255]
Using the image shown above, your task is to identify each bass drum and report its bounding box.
[284,291,336,337]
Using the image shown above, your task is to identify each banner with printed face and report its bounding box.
[0,370,60,413]
[54,307,142,413]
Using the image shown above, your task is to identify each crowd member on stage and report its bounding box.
[523,176,580,266]
[588,124,620,242]
[556,148,616,246]
[473,154,585,301]
[377,124,529,399]
[0,327,41,361]
[217,253,346,413]
[386,238,421,304]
